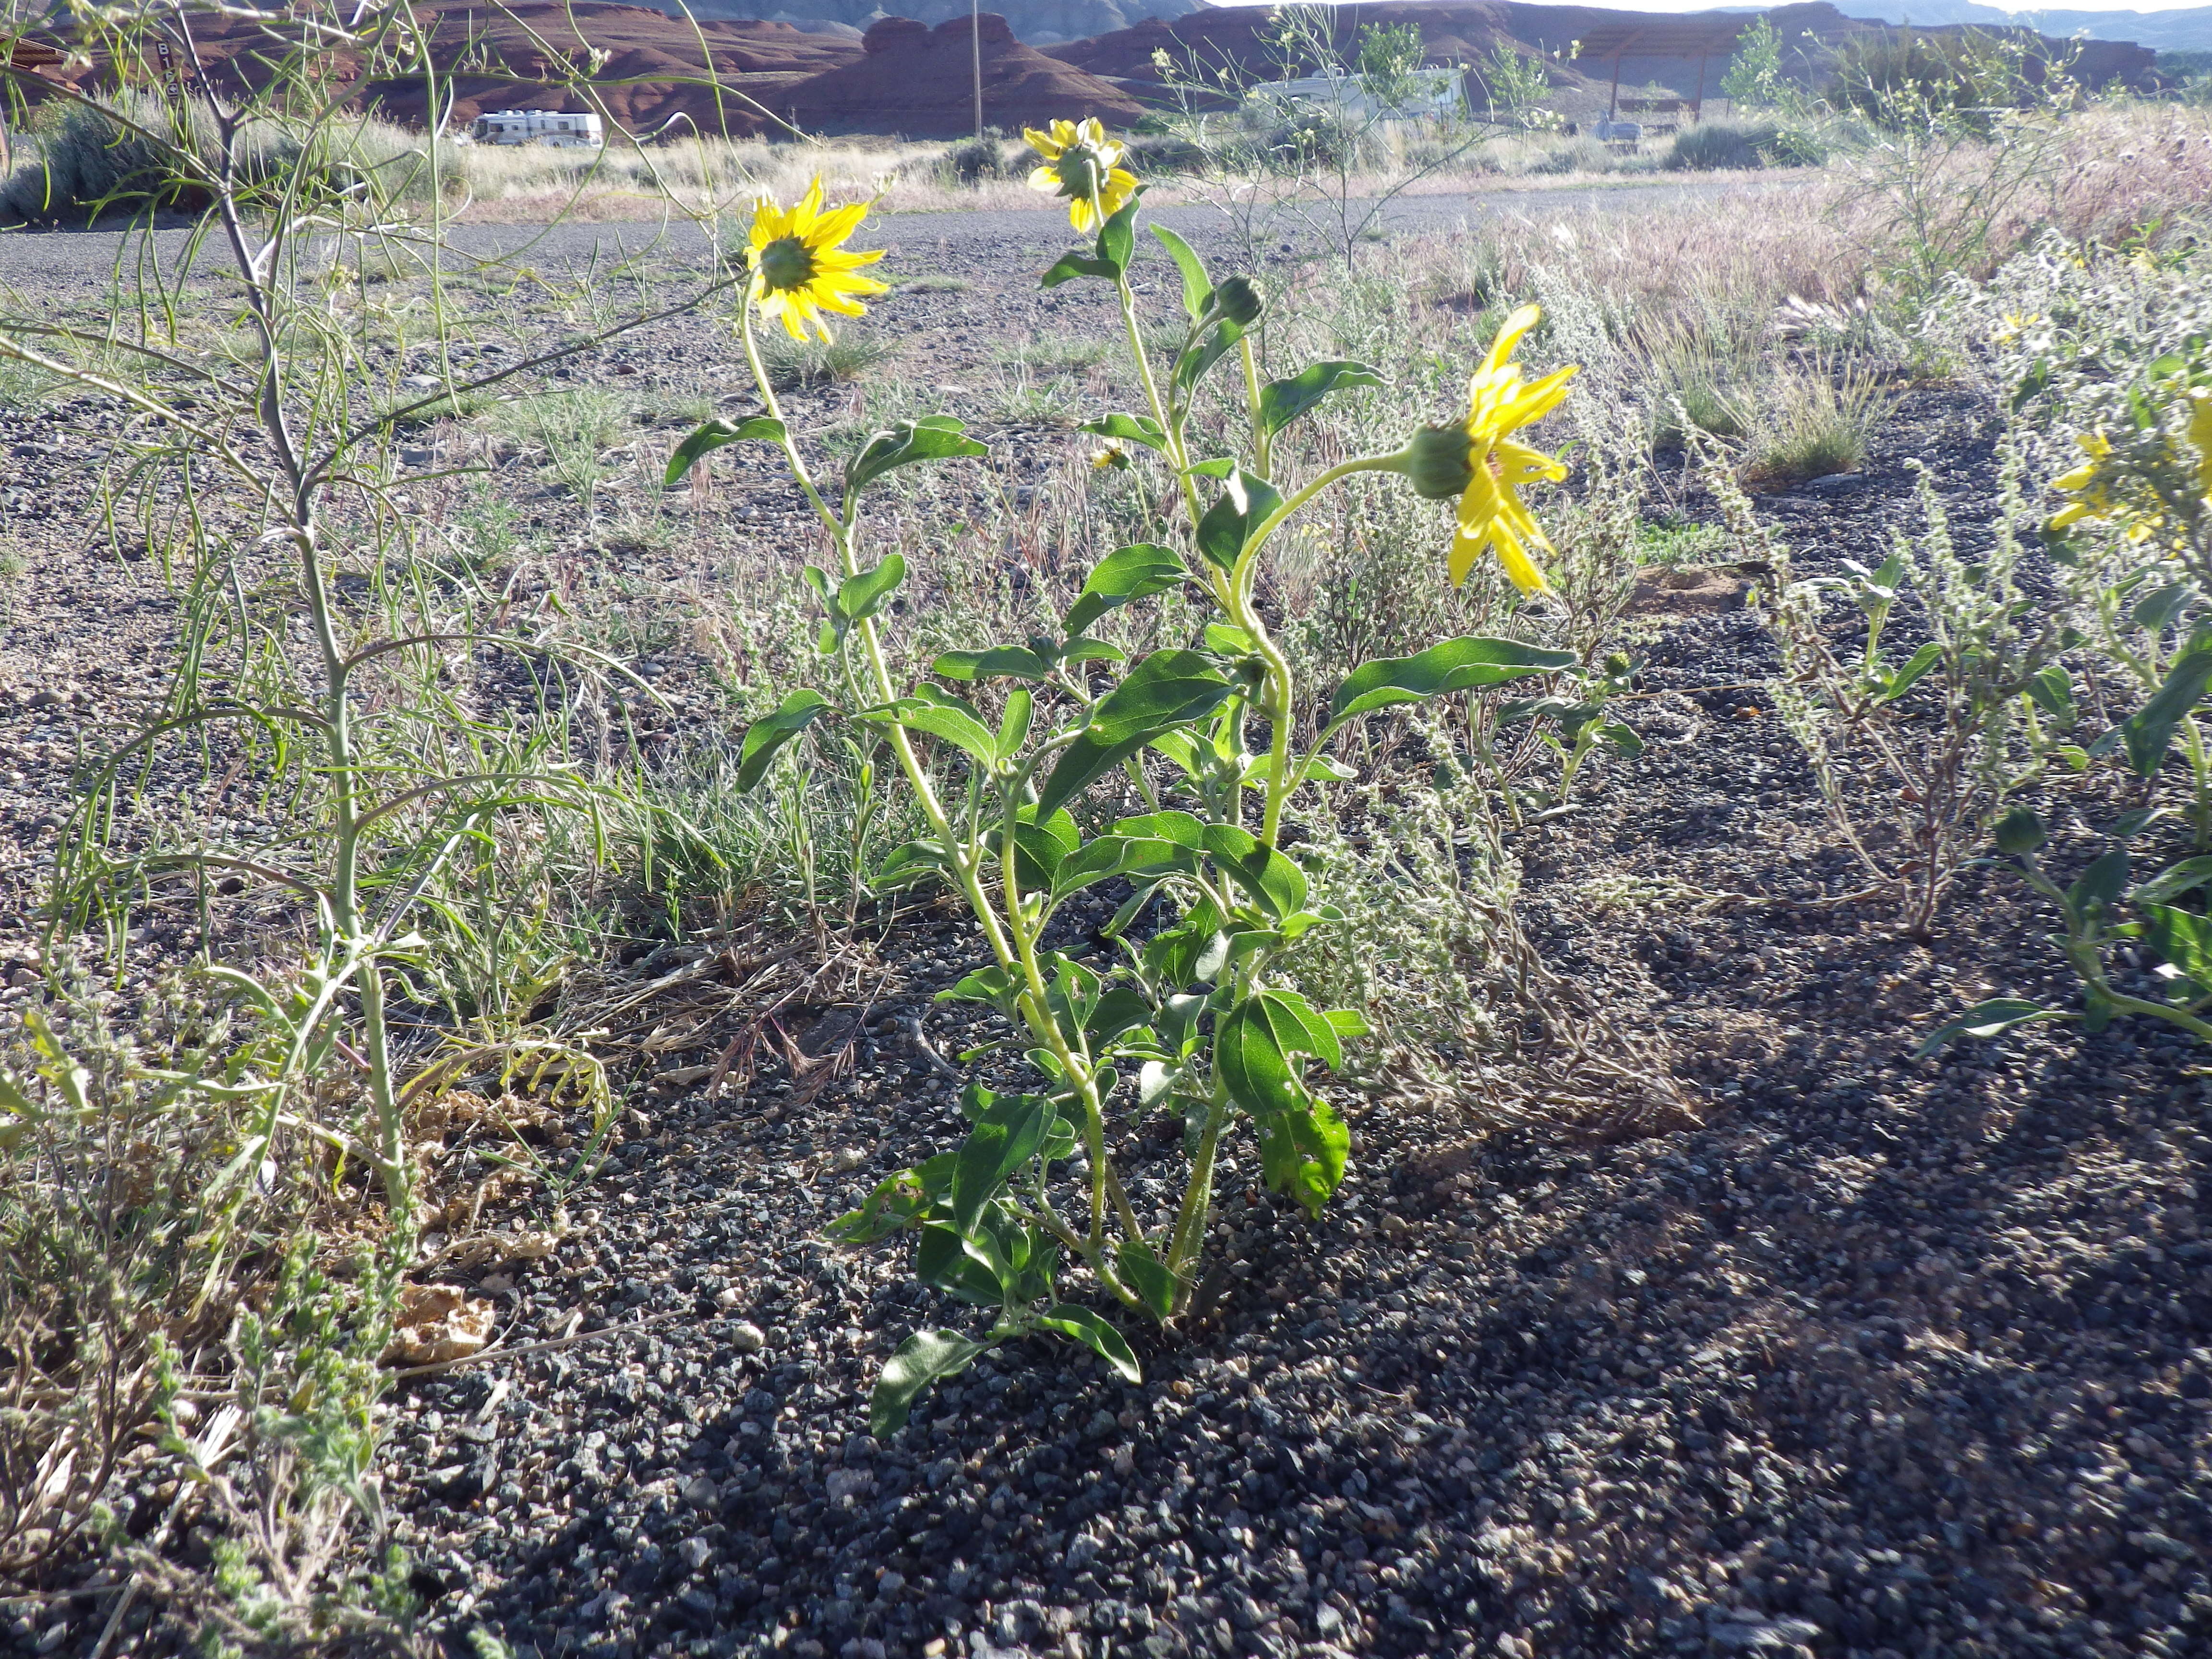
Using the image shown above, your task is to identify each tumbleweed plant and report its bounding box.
[670,123,1582,1432]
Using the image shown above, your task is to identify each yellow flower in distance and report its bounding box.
[2189,388,2212,502]
[745,178,888,342]
[1024,118,1139,233]
[1406,304,1577,593]
[2047,433,2115,530]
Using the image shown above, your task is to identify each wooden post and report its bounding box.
[1608,46,1624,120]
[1692,47,1707,123]
[972,0,983,142]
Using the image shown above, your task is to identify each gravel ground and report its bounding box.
[3,192,2208,1659]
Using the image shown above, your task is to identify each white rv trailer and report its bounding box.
[469,109,605,149]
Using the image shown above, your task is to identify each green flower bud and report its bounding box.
[1212,275,1263,328]
[1994,805,2046,857]
[1405,424,1476,500]
[1054,144,1104,202]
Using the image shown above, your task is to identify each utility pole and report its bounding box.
[973,0,984,141]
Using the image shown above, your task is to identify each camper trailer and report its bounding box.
[468,110,604,149]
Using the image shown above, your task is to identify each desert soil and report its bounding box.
[4,184,2209,1659]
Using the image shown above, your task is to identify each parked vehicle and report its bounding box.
[468,109,604,148]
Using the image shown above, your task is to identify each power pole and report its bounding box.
[973,0,984,141]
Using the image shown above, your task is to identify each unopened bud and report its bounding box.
[1994,806,2046,857]
[1212,276,1263,328]
[1405,424,1476,500]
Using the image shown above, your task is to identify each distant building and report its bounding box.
[1246,68,1468,122]
[467,110,605,148]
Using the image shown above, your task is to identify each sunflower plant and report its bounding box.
[670,147,1579,1434]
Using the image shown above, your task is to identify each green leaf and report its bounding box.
[989,809,1080,892]
[1051,829,1201,900]
[1217,987,1345,1119]
[837,555,906,623]
[871,1328,993,1437]
[1037,1304,1142,1382]
[875,839,952,891]
[846,415,987,497]
[1194,470,1283,572]
[2118,634,2212,779]
[1257,360,1383,437]
[998,686,1034,759]
[1915,998,2069,1056]
[1251,1091,1349,1217]
[1063,543,1185,637]
[2132,581,2193,633]
[1150,223,1213,321]
[1115,1239,1178,1319]
[1200,822,1308,919]
[2133,856,2212,906]
[950,1091,1053,1236]
[1042,253,1120,288]
[1326,637,1575,729]
[1096,188,1143,275]
[664,415,786,485]
[1875,641,1943,704]
[2144,903,2212,990]
[2025,664,2075,723]
[1080,412,1167,452]
[931,646,1054,683]
[1174,317,1245,398]
[1037,651,1233,820]
[2068,848,2132,926]
[827,1154,956,1243]
[868,685,999,769]
[1596,719,1644,757]
[735,688,832,791]
[938,964,1020,1014]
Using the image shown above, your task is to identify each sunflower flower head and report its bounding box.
[745,177,889,342]
[1407,303,1577,594]
[1024,118,1139,234]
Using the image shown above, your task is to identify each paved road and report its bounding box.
[0,175,1777,286]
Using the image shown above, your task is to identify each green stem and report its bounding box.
[1239,333,1270,480]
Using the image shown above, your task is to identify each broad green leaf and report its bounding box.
[2144,903,2212,991]
[1080,412,1167,452]
[1042,252,1120,288]
[1875,641,1943,703]
[1174,316,1245,398]
[1915,998,2069,1056]
[2118,634,2212,778]
[1326,637,1576,729]
[1217,987,1345,1119]
[938,964,1019,1013]
[1116,1239,1178,1319]
[665,415,786,485]
[735,688,831,791]
[1596,719,1644,756]
[869,685,999,769]
[837,555,905,623]
[1051,831,1200,900]
[998,686,1034,758]
[950,1091,1053,1236]
[1257,360,1383,437]
[1096,190,1142,276]
[1194,470,1282,572]
[1037,1304,1142,1382]
[2132,582,2192,632]
[1251,1090,1349,1217]
[846,415,987,496]
[876,838,952,890]
[932,646,1054,683]
[2068,848,2132,926]
[871,1328,992,1437]
[1037,651,1234,820]
[988,809,1080,894]
[2133,855,2212,906]
[1085,986,1155,1048]
[1150,223,1213,321]
[1063,543,1185,637]
[1199,822,1307,919]
[2025,664,2074,722]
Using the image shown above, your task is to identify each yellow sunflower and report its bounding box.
[1404,304,1577,593]
[2047,432,2116,530]
[745,177,888,342]
[2190,388,2212,502]
[1023,118,1139,234]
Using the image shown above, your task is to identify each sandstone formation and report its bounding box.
[780,12,1145,137]
[680,0,1198,48]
